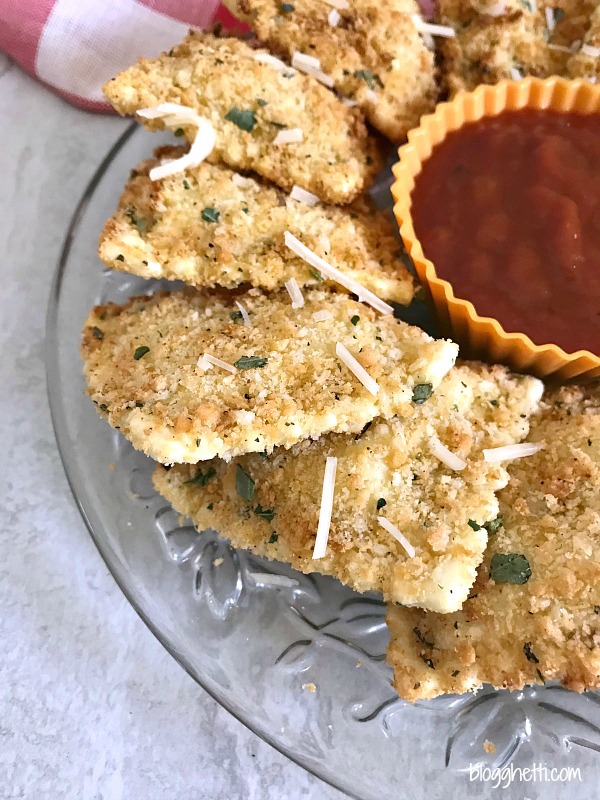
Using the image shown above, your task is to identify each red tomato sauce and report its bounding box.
[410,109,600,355]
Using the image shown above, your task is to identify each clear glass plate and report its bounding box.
[46,125,600,800]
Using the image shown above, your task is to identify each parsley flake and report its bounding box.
[485,515,504,535]
[490,553,531,584]
[115,254,125,262]
[234,355,268,370]
[350,315,360,326]
[255,504,276,521]
[133,345,150,360]
[308,267,324,282]
[184,467,217,487]
[202,207,220,223]
[413,627,434,648]
[354,69,383,90]
[92,326,104,340]
[127,207,147,234]
[412,383,433,404]
[468,519,482,531]
[236,464,255,501]
[225,107,257,132]
[268,532,279,544]
[280,2,295,10]
[376,498,387,510]
[229,310,244,322]
[174,127,185,137]
[523,641,540,664]
[183,179,191,190]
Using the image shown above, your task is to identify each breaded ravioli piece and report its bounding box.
[82,287,457,464]
[102,31,382,204]
[153,363,542,611]
[437,2,561,95]
[99,148,414,305]
[221,0,437,142]
[387,383,600,701]
[567,6,600,82]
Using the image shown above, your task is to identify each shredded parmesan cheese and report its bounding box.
[198,352,236,374]
[510,66,523,80]
[582,44,600,58]
[292,52,321,70]
[273,128,304,146]
[232,173,255,188]
[285,277,305,309]
[235,300,252,327]
[377,517,415,558]
[291,51,335,87]
[137,104,216,180]
[335,342,379,395]
[548,43,572,53]
[328,8,341,26]
[545,6,555,33]
[313,456,337,559]
[483,442,543,463]
[342,98,359,108]
[365,89,379,104]
[312,309,333,322]
[411,15,456,38]
[253,52,294,73]
[284,231,394,315]
[323,0,349,8]
[290,185,319,205]
[429,437,467,471]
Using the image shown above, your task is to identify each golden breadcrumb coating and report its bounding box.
[222,0,437,142]
[567,6,600,81]
[81,287,457,464]
[552,1,598,51]
[99,148,414,305]
[153,362,542,611]
[437,1,566,95]
[102,31,382,204]
[387,383,600,701]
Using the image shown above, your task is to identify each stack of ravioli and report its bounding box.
[82,0,600,703]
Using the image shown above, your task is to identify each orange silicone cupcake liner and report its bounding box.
[392,77,600,382]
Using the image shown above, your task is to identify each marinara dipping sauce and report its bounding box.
[410,109,600,355]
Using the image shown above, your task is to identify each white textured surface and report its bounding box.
[0,55,345,800]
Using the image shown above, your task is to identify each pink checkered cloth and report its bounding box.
[0,0,244,112]
[0,0,435,113]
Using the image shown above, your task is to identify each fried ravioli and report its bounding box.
[387,383,600,701]
[437,1,561,95]
[152,363,542,611]
[81,287,457,464]
[222,0,438,142]
[567,6,600,82]
[99,148,415,305]
[103,31,382,204]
